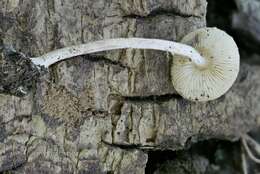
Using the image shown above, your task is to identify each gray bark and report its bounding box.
[232,0,260,47]
[0,0,259,173]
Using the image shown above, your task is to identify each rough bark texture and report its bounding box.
[0,0,260,174]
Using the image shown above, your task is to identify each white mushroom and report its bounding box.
[30,27,240,102]
[171,27,240,101]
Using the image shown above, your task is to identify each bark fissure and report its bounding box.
[101,140,156,150]
[122,9,201,19]
[123,94,182,102]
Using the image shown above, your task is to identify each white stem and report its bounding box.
[241,145,248,174]
[30,38,206,68]
[242,135,260,164]
[243,134,260,155]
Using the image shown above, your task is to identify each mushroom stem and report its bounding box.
[30,38,206,68]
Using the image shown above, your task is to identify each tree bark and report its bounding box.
[0,0,259,173]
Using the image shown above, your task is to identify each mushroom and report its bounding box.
[29,27,239,101]
[171,27,239,101]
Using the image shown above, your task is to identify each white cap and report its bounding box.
[171,27,240,101]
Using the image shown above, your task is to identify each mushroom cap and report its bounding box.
[171,27,240,101]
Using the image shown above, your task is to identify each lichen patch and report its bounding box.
[41,86,82,123]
